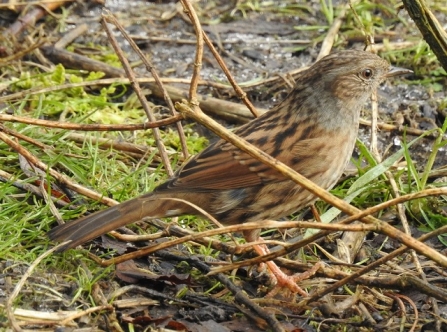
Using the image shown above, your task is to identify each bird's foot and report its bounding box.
[252,243,321,297]
[265,261,322,298]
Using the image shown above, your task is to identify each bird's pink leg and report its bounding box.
[252,243,311,297]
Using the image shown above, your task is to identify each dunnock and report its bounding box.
[48,50,411,294]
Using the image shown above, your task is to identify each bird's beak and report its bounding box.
[386,66,413,77]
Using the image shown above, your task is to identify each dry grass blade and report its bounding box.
[7,242,71,331]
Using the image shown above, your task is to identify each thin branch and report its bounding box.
[101,10,174,176]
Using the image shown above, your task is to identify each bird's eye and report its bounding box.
[361,69,373,79]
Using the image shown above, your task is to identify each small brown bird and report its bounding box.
[49,50,411,294]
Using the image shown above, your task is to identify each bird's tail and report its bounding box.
[48,192,187,251]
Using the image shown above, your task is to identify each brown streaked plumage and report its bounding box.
[48,50,411,293]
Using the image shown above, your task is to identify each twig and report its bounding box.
[89,219,379,267]
[58,305,113,326]
[3,1,72,37]
[54,23,88,49]
[359,118,440,138]
[202,30,259,117]
[0,76,232,104]
[129,35,311,45]
[0,169,73,208]
[102,11,189,160]
[296,224,447,309]
[385,293,418,332]
[142,219,447,302]
[369,89,381,161]
[101,11,175,176]
[209,187,447,274]
[402,0,447,71]
[157,250,285,332]
[65,132,159,157]
[90,187,447,268]
[0,113,183,131]
[0,131,118,206]
[179,0,203,104]
[0,124,48,149]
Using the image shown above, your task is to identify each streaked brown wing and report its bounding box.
[156,102,327,192]
[159,139,279,191]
